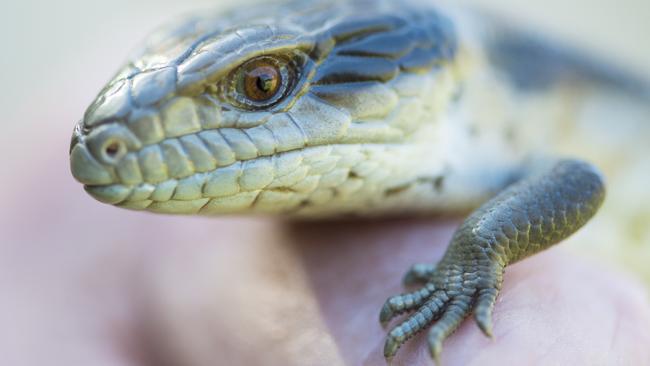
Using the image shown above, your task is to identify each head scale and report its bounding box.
[70,0,459,216]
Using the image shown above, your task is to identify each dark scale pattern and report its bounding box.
[382,160,606,362]
[314,7,457,85]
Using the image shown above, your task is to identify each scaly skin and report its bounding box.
[70,0,642,362]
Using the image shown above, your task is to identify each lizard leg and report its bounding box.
[381,159,606,362]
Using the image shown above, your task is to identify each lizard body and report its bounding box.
[69,0,650,361]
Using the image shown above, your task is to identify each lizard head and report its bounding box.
[70,0,460,216]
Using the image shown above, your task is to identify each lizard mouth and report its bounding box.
[78,135,434,216]
[79,142,359,215]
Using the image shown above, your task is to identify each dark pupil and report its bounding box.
[256,74,274,92]
[243,63,280,102]
[105,142,120,157]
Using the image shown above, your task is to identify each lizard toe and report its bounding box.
[380,283,437,327]
[402,263,437,287]
[383,290,449,359]
[427,298,472,364]
[474,287,500,338]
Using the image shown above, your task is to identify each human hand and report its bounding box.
[3,149,649,365]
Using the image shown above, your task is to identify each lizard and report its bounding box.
[69,0,650,362]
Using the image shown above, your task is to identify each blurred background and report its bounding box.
[1,0,649,365]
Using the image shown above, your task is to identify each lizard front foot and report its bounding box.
[381,259,504,363]
[379,160,605,363]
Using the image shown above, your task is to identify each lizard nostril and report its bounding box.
[101,139,127,163]
[105,141,120,157]
[83,123,141,165]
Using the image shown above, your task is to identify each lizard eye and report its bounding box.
[224,55,300,110]
[243,61,281,102]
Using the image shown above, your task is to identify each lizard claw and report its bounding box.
[474,287,500,338]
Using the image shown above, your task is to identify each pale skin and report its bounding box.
[2,150,650,365]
